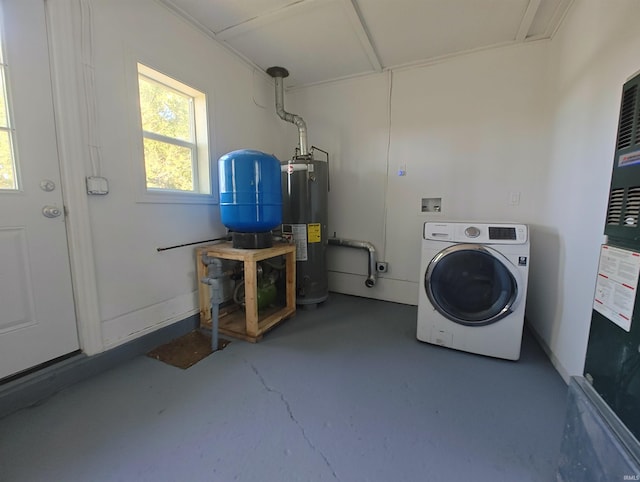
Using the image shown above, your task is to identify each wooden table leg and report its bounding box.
[244,259,259,337]
[285,249,296,312]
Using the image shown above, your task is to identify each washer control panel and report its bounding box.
[488,226,517,240]
[424,222,528,244]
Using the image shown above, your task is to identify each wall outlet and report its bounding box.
[376,261,388,273]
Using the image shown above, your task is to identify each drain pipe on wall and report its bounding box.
[328,238,378,287]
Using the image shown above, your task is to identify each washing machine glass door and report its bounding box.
[425,244,519,326]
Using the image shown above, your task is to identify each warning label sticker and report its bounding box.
[290,224,308,261]
[308,223,321,243]
[593,244,640,332]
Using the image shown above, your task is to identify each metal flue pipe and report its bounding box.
[328,237,378,288]
[266,66,308,156]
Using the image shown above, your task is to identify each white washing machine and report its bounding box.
[417,222,530,360]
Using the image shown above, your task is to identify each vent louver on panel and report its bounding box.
[607,188,624,225]
[623,187,640,227]
[617,84,637,150]
[636,94,640,145]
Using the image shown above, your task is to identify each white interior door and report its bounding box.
[0,0,79,380]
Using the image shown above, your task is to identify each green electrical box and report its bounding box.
[603,72,640,246]
[584,70,640,440]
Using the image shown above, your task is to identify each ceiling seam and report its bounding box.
[287,38,552,92]
[215,0,321,41]
[154,0,274,83]
[341,0,383,72]
[546,0,575,39]
[515,0,542,42]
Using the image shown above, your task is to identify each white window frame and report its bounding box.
[136,63,213,203]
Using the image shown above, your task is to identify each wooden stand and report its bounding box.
[196,242,296,342]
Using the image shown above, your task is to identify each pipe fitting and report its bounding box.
[328,237,378,287]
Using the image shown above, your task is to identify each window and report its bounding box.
[137,63,209,194]
[0,36,17,191]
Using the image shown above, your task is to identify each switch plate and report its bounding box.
[508,191,521,206]
[86,176,109,195]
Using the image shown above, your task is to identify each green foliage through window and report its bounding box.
[137,66,207,193]
[139,76,191,142]
[0,39,17,191]
[143,138,194,191]
[0,131,15,189]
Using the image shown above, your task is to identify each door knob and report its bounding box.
[42,205,62,218]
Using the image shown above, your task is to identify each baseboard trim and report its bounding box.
[526,321,571,384]
[0,314,199,420]
[328,271,418,305]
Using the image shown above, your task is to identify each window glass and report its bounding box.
[0,37,16,191]
[0,130,15,189]
[138,75,192,142]
[143,138,193,191]
[0,73,7,128]
[137,64,208,194]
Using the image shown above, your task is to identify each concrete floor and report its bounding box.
[0,294,568,482]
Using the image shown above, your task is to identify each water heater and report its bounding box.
[281,149,329,305]
[267,67,329,306]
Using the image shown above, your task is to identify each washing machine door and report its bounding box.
[425,244,521,326]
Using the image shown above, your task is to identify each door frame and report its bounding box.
[45,0,103,356]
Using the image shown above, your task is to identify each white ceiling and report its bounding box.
[159,0,573,88]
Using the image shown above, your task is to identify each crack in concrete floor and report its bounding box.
[249,362,339,481]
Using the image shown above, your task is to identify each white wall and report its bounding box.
[287,43,550,304]
[69,0,287,348]
[526,0,640,381]
[288,1,640,383]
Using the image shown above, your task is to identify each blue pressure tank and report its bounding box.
[218,149,282,233]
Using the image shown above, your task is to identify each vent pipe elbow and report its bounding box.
[267,66,308,156]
